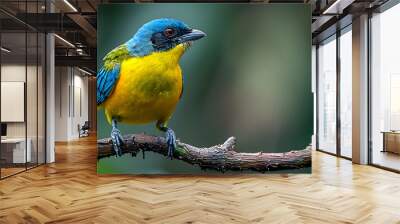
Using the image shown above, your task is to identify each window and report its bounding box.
[370,3,400,171]
[339,28,352,158]
[316,26,353,159]
[317,36,337,154]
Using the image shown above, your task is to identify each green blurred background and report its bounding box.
[97,4,312,174]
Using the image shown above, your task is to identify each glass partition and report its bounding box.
[27,30,38,169]
[38,32,45,165]
[0,1,46,179]
[0,30,28,177]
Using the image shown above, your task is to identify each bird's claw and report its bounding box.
[165,128,176,159]
[111,127,124,157]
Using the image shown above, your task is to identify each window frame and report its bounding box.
[315,24,353,161]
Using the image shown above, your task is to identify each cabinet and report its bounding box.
[382,132,400,154]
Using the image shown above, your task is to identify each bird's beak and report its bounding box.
[175,29,206,44]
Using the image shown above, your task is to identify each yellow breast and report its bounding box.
[103,45,186,125]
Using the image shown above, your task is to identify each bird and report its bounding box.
[97,18,206,159]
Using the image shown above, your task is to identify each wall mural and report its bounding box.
[97,4,312,174]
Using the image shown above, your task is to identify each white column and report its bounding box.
[45,1,56,163]
[352,14,369,164]
[46,33,55,163]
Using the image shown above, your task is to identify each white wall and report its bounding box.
[72,73,89,138]
[1,65,26,138]
[54,67,89,141]
[55,66,68,141]
[1,65,40,138]
[1,63,46,164]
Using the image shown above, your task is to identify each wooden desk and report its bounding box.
[382,131,400,154]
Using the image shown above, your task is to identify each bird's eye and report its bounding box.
[164,28,176,38]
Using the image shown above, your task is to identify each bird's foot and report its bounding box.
[165,128,176,159]
[111,127,124,157]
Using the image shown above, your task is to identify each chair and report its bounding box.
[78,121,90,138]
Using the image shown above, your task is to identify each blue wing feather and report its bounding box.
[97,44,130,105]
[97,64,121,105]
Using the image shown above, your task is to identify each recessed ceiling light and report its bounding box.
[63,0,78,12]
[54,34,75,48]
[78,67,93,76]
[1,47,11,53]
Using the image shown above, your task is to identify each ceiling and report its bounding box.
[311,0,391,44]
[0,0,393,72]
[1,32,45,63]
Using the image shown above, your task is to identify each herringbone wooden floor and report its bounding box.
[1,135,400,224]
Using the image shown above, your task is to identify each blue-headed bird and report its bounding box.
[97,18,206,159]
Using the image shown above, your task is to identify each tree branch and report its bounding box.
[97,134,311,172]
